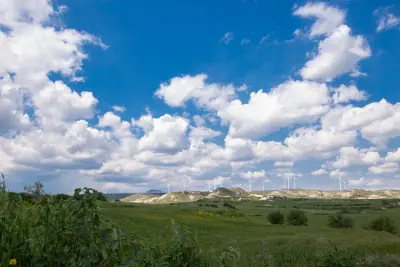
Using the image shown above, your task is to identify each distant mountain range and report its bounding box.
[119,188,400,204]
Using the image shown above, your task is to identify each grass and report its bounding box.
[3,179,400,266]
[101,198,400,257]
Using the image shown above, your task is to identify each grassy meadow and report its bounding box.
[3,180,400,266]
[102,198,400,257]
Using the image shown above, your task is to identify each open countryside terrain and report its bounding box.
[101,189,400,265]
[3,183,400,266]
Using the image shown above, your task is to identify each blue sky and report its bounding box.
[0,0,399,193]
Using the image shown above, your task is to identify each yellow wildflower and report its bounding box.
[9,258,17,265]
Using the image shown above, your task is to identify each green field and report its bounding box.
[102,198,400,259]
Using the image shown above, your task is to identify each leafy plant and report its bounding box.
[0,179,137,267]
[267,210,284,225]
[327,212,354,228]
[286,209,308,226]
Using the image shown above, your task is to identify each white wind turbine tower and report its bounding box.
[292,176,298,189]
[182,178,188,192]
[263,173,271,192]
[283,179,289,190]
[343,179,348,190]
[336,176,343,190]
[248,177,253,192]
[167,183,170,193]
[360,177,366,189]
[284,176,292,190]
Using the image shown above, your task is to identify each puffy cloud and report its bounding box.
[241,170,265,180]
[329,169,347,178]
[386,148,400,162]
[293,2,345,37]
[300,25,371,81]
[328,147,382,169]
[0,0,53,28]
[332,85,367,104]
[369,162,399,174]
[189,126,221,141]
[274,161,294,167]
[1,0,399,193]
[348,177,365,186]
[155,74,237,110]
[192,115,206,127]
[360,106,400,147]
[311,169,328,176]
[33,81,98,125]
[218,80,330,138]
[0,24,103,87]
[212,135,256,162]
[136,114,189,153]
[321,100,400,146]
[374,7,400,32]
[1,120,112,172]
[0,74,31,131]
[284,126,357,157]
[98,112,132,138]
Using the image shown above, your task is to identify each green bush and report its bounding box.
[363,216,397,234]
[0,182,136,266]
[327,212,354,228]
[267,210,284,225]
[287,209,308,226]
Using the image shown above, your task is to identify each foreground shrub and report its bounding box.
[319,245,359,267]
[327,212,354,228]
[363,216,397,234]
[0,181,136,266]
[267,210,284,225]
[287,209,308,226]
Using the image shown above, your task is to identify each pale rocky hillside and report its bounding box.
[120,188,400,204]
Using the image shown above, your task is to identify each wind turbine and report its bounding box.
[292,177,298,189]
[249,177,252,192]
[284,177,292,190]
[283,179,288,190]
[167,183,170,193]
[263,173,271,192]
[336,176,342,190]
[343,179,348,190]
[360,177,366,189]
[262,178,271,192]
